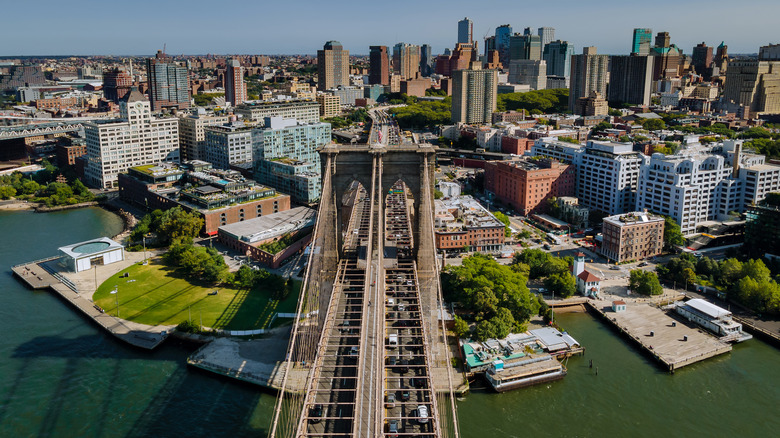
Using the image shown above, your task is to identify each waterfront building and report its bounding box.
[204,122,254,170]
[117,161,291,235]
[433,196,505,254]
[451,66,498,125]
[58,237,124,273]
[224,59,246,106]
[569,47,608,115]
[632,28,653,55]
[484,158,575,216]
[84,88,179,189]
[675,299,752,342]
[146,50,190,111]
[177,111,230,162]
[543,40,574,79]
[609,55,654,106]
[317,41,349,91]
[253,117,331,204]
[508,60,547,90]
[369,46,390,85]
[234,99,320,125]
[601,211,664,263]
[572,252,601,297]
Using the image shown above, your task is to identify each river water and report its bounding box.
[1,208,778,437]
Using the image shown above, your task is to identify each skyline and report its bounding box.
[1,0,778,57]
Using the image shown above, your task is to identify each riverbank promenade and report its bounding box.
[12,251,173,349]
[587,300,732,372]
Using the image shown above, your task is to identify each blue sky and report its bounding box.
[1,0,777,56]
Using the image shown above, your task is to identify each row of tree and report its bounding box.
[164,241,229,284]
[129,207,204,247]
[0,163,94,206]
[657,253,780,316]
[234,265,292,300]
[512,249,576,298]
[390,97,452,129]
[496,89,569,114]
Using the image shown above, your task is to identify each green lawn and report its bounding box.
[93,258,301,331]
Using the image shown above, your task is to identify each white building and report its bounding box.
[58,237,124,272]
[204,122,254,170]
[532,139,643,215]
[635,139,779,235]
[84,88,179,189]
[675,299,752,342]
[177,110,229,161]
[438,181,461,199]
[234,99,320,126]
[571,252,601,297]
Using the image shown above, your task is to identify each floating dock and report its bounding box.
[586,300,732,372]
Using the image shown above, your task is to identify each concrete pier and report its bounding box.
[12,253,172,350]
[186,329,308,393]
[587,300,732,372]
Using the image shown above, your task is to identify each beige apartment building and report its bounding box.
[601,211,665,263]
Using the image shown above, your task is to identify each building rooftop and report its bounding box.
[684,298,730,320]
[58,237,123,259]
[218,206,316,244]
[603,211,664,227]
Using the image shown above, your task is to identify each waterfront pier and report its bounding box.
[587,300,732,372]
[12,253,172,350]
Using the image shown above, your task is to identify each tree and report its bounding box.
[155,207,204,245]
[741,258,771,283]
[592,121,613,133]
[492,211,512,237]
[662,216,684,250]
[474,320,498,342]
[629,270,663,296]
[0,185,16,199]
[544,272,577,298]
[453,316,470,339]
[719,258,744,287]
[434,189,444,199]
[641,118,666,131]
[235,265,256,290]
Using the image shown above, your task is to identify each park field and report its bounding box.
[93,258,300,331]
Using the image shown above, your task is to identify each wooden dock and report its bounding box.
[586,300,732,372]
[12,258,172,350]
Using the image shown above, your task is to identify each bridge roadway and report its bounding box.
[295,178,442,436]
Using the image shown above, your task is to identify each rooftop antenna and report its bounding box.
[163,43,166,56]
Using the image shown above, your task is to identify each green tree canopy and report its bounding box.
[663,216,684,249]
[629,269,663,296]
[543,272,577,298]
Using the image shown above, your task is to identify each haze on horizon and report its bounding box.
[1,0,778,57]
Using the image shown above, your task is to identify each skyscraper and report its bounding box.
[609,55,654,106]
[458,17,473,44]
[224,59,246,106]
[715,42,729,73]
[543,40,574,78]
[632,28,652,55]
[393,43,421,80]
[317,41,349,91]
[509,33,542,61]
[724,45,780,116]
[146,50,190,111]
[508,60,547,90]
[650,32,682,81]
[537,27,555,47]
[691,42,713,75]
[369,45,390,85]
[495,25,513,66]
[655,32,671,49]
[451,65,498,125]
[420,44,433,77]
[569,47,608,114]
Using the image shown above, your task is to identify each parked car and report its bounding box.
[417,405,429,424]
[309,404,323,423]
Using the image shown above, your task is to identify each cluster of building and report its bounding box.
[433,195,507,254]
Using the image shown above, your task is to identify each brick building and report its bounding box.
[484,158,575,215]
[434,196,505,254]
[118,161,291,236]
[601,211,665,263]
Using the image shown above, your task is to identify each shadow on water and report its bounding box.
[125,364,269,438]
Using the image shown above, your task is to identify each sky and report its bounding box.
[1,0,778,57]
